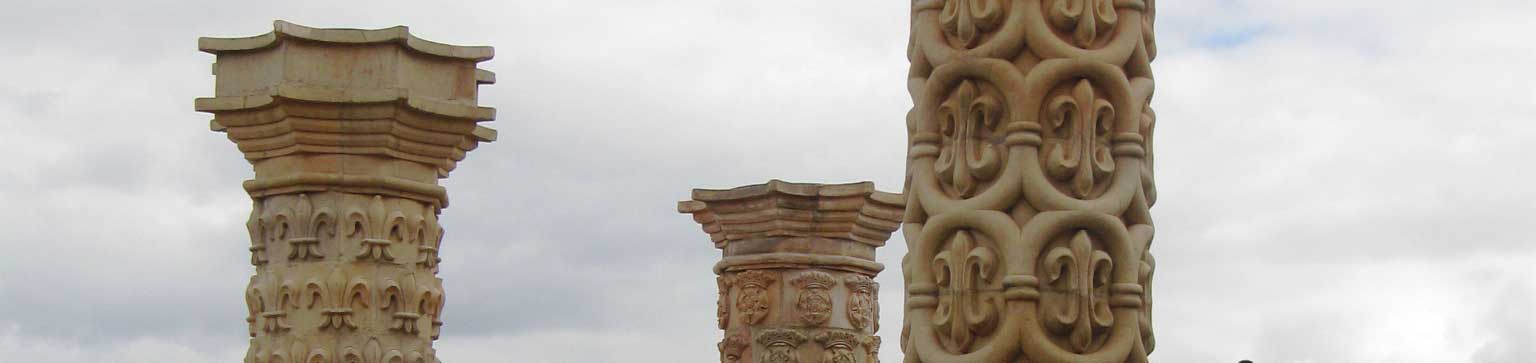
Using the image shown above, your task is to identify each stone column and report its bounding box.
[901,1,1158,362]
[679,180,904,363]
[195,21,497,363]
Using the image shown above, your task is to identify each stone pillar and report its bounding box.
[901,1,1158,362]
[195,21,497,363]
[679,181,905,363]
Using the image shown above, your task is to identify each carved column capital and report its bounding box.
[681,180,903,363]
[197,20,495,363]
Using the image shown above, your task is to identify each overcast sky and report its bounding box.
[2,1,1535,362]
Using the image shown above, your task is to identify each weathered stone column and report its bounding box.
[195,21,497,363]
[901,1,1158,362]
[679,180,904,363]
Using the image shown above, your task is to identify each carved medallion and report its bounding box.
[815,331,860,363]
[735,270,777,326]
[719,331,749,363]
[757,329,808,363]
[717,275,734,330]
[791,271,837,326]
[844,275,879,331]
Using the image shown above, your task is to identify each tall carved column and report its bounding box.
[195,21,497,363]
[679,181,905,363]
[901,0,1158,362]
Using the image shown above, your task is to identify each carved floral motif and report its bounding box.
[350,196,401,262]
[1044,79,1116,199]
[931,230,999,352]
[940,0,1007,48]
[1046,0,1119,48]
[936,80,1004,198]
[1041,231,1114,353]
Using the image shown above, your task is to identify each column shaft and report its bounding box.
[902,0,1159,362]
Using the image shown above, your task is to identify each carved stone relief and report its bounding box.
[735,270,777,326]
[200,21,495,362]
[792,271,837,327]
[904,0,1158,361]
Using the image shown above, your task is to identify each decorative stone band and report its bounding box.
[713,253,885,276]
[199,20,494,61]
[243,173,450,208]
[678,180,904,249]
[195,85,498,122]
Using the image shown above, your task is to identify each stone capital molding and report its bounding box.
[682,180,900,363]
[199,21,495,363]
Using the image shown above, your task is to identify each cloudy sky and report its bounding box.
[2,0,1535,362]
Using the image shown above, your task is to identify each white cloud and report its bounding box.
[1,1,1532,362]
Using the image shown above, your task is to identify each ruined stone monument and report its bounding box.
[900,0,1160,362]
[195,21,496,363]
[680,180,904,363]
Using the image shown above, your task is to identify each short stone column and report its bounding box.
[195,21,497,363]
[902,1,1160,362]
[679,180,904,363]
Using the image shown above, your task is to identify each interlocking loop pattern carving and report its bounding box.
[905,0,1158,362]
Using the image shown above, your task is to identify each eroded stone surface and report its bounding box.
[681,180,903,363]
[900,1,1159,362]
[197,20,495,363]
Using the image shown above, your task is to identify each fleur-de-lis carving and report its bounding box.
[252,274,294,334]
[315,268,360,331]
[1042,230,1114,353]
[936,80,1003,198]
[349,196,398,262]
[248,203,267,266]
[1048,0,1119,47]
[284,194,334,261]
[940,0,1005,48]
[931,230,998,352]
[381,274,422,334]
[1045,79,1116,198]
[416,213,442,270]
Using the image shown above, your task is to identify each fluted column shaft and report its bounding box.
[681,181,904,363]
[901,1,1159,362]
[196,21,497,363]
